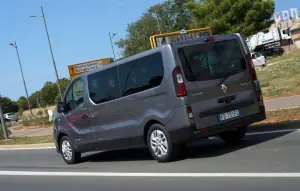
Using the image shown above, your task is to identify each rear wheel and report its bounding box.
[147,124,180,162]
[60,136,81,164]
[219,126,247,144]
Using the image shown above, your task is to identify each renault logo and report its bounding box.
[221,84,227,93]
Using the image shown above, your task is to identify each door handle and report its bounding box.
[82,114,89,120]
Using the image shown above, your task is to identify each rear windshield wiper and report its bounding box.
[218,69,245,85]
[218,72,232,85]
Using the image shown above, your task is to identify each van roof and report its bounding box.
[83,45,168,77]
[73,33,249,81]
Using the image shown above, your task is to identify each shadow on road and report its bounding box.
[81,121,298,163]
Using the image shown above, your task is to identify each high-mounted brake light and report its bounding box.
[247,54,257,81]
[172,66,187,97]
[206,36,215,42]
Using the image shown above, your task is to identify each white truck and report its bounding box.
[246,28,291,52]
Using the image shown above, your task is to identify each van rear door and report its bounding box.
[176,35,261,130]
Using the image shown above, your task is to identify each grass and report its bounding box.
[256,107,300,124]
[257,50,300,99]
[0,135,53,145]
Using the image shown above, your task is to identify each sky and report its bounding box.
[0,0,299,101]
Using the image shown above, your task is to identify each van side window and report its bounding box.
[64,78,85,112]
[88,67,120,104]
[73,79,85,107]
[119,52,164,97]
[65,86,74,111]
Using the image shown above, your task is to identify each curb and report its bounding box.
[249,121,300,133]
[0,143,55,150]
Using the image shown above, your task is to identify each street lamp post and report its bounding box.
[9,41,33,116]
[31,6,63,101]
[0,103,9,139]
[109,32,117,61]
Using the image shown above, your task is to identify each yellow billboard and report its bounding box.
[68,58,110,80]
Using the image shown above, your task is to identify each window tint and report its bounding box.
[119,52,164,97]
[64,78,85,112]
[65,86,74,111]
[73,79,84,107]
[88,67,120,104]
[255,53,261,58]
[178,39,246,81]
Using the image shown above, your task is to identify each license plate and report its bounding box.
[218,110,240,121]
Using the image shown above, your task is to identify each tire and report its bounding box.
[219,126,247,144]
[147,124,180,163]
[60,136,81,164]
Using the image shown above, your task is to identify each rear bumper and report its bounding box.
[169,108,266,144]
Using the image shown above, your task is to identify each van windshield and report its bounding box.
[178,39,247,82]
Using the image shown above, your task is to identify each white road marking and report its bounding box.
[0,171,300,177]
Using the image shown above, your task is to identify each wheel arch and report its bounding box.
[143,119,164,145]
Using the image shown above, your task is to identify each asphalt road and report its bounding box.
[0,130,300,190]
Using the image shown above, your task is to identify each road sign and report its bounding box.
[68,58,110,80]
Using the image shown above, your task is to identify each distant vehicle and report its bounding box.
[254,46,284,57]
[3,113,18,122]
[246,27,291,51]
[251,52,267,67]
[54,33,266,164]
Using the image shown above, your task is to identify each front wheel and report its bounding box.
[219,126,247,144]
[60,136,81,164]
[147,124,180,163]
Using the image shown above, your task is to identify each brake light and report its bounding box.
[187,105,193,119]
[206,36,215,42]
[172,66,187,97]
[247,54,257,81]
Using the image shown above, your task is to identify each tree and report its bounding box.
[0,95,18,113]
[17,96,28,111]
[185,0,275,36]
[28,91,40,108]
[116,0,194,57]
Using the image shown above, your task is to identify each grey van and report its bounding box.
[54,34,266,164]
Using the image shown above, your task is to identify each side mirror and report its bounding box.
[56,102,65,113]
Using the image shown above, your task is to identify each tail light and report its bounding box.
[247,54,257,81]
[206,36,215,42]
[172,66,187,97]
[187,105,193,119]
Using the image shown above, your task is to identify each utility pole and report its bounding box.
[109,32,117,61]
[0,104,8,139]
[31,6,63,101]
[9,41,33,116]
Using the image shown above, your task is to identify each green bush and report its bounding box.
[22,118,31,127]
[21,116,52,127]
[37,110,43,117]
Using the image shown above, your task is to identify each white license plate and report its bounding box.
[218,110,240,121]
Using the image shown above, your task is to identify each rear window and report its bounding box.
[178,39,247,82]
